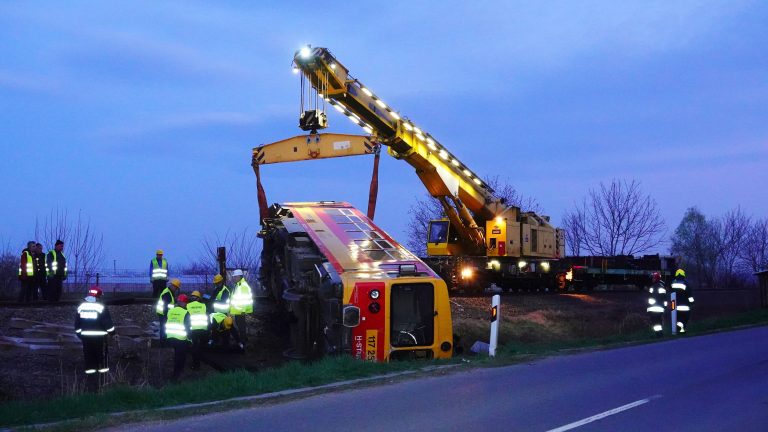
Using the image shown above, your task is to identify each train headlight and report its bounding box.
[369,289,380,300]
[460,267,474,279]
[368,302,380,313]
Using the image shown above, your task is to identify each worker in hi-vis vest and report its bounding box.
[165,294,191,382]
[156,278,180,341]
[229,269,253,345]
[150,249,169,298]
[186,291,209,370]
[211,274,231,315]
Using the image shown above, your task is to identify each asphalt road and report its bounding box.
[113,326,768,432]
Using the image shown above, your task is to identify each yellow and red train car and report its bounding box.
[259,201,453,361]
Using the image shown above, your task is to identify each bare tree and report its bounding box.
[196,228,262,275]
[741,218,768,273]
[33,209,104,291]
[671,207,720,289]
[563,179,665,256]
[0,237,17,297]
[561,211,584,256]
[716,207,751,284]
[404,176,542,256]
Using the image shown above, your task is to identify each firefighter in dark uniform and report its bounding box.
[647,272,666,337]
[670,269,694,333]
[33,243,46,301]
[74,286,115,379]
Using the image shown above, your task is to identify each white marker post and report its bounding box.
[670,291,677,335]
[489,294,500,357]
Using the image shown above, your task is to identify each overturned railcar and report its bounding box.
[259,201,453,361]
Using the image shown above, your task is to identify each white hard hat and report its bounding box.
[232,269,244,277]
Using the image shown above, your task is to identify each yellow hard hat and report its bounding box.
[191,290,202,298]
[170,279,181,289]
[223,316,233,330]
[213,274,224,284]
[675,269,686,278]
[156,249,164,255]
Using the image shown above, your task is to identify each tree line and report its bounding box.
[407,177,767,289]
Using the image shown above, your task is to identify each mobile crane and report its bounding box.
[254,46,565,293]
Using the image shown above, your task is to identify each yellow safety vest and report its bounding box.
[230,279,253,315]
[187,301,208,330]
[151,258,168,281]
[165,307,189,341]
[156,287,175,315]
[18,251,34,277]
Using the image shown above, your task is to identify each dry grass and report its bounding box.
[451,293,650,353]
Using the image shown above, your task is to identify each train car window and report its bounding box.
[390,283,434,347]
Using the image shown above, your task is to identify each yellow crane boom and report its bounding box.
[254,46,564,266]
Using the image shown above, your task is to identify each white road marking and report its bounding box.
[546,395,662,432]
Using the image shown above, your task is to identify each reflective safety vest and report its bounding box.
[210,312,227,331]
[671,278,694,305]
[187,301,208,330]
[47,250,68,278]
[18,251,34,277]
[213,285,231,313]
[156,287,175,315]
[165,307,189,341]
[151,258,168,281]
[75,301,115,337]
[647,282,666,313]
[230,279,253,315]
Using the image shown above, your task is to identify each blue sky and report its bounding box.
[1,1,766,268]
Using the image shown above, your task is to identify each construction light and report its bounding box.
[375,99,386,108]
[333,104,345,113]
[361,87,373,97]
[415,133,425,141]
[363,126,373,134]
[330,63,337,69]
[292,67,300,74]
[439,150,448,159]
[414,126,422,134]
[495,216,503,225]
[463,169,471,176]
[473,178,482,185]
[451,158,460,166]
[390,111,401,120]
[299,46,312,59]
[403,123,413,131]
[427,140,437,151]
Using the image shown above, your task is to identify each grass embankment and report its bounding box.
[2,308,768,430]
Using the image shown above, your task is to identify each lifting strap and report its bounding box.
[251,157,269,225]
[367,144,381,220]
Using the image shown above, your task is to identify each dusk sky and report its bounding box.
[1,1,766,269]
